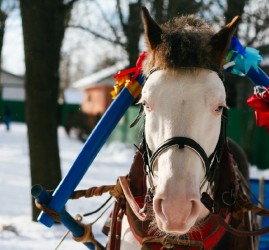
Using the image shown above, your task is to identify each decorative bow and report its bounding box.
[111,51,147,99]
[225,36,263,77]
[247,86,269,133]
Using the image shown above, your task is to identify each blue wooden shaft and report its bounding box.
[38,78,143,227]
[246,67,269,87]
[31,184,95,249]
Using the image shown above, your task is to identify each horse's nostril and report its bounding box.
[191,199,198,215]
[153,194,202,234]
[153,197,167,223]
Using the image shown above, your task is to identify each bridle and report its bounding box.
[136,67,227,193]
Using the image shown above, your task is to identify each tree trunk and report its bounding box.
[125,2,142,67]
[224,0,248,107]
[152,0,165,23]
[20,0,71,220]
[166,0,201,20]
[0,9,7,68]
[225,0,247,24]
[224,0,253,161]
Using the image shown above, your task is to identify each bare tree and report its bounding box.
[20,0,79,220]
[68,0,204,68]
[69,0,142,66]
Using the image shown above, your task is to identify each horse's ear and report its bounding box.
[141,6,163,51]
[211,16,241,66]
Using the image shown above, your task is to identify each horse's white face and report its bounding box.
[141,69,226,235]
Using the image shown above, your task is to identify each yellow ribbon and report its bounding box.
[110,75,130,99]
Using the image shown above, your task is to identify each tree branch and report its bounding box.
[92,0,123,47]
[68,24,126,46]
[116,0,127,34]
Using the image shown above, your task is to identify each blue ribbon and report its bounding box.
[226,36,269,87]
[227,36,263,76]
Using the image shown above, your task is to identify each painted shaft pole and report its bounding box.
[32,184,95,249]
[38,75,143,227]
[246,67,269,87]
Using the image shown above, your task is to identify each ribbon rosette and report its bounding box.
[247,86,269,133]
[111,52,147,99]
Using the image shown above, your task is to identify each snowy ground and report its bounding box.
[0,123,269,250]
[0,123,135,250]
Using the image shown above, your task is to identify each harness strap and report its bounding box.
[118,176,148,221]
[106,198,124,250]
[201,192,269,237]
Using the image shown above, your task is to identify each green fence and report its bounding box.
[0,99,80,126]
[59,103,81,125]
[109,106,143,144]
[0,100,26,122]
[227,108,269,169]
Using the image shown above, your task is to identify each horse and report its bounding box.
[105,7,259,250]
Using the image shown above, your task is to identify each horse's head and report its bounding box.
[140,7,240,235]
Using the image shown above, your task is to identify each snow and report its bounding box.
[0,123,268,250]
[0,123,135,250]
[250,166,269,180]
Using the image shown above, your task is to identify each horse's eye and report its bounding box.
[215,106,224,113]
[141,100,152,112]
[141,100,147,106]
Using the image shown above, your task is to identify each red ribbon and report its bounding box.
[113,51,147,83]
[247,87,269,133]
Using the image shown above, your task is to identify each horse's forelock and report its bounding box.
[143,15,216,76]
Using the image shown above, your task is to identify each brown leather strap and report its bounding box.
[118,176,148,221]
[107,199,124,250]
[212,212,269,237]
[201,192,269,237]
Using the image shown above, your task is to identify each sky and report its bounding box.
[2,9,24,75]
[1,0,127,78]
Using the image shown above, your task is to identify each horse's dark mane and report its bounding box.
[143,15,217,75]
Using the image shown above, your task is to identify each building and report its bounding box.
[0,69,25,101]
[0,69,25,122]
[72,61,128,116]
[67,61,129,141]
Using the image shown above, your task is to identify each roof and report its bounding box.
[0,69,24,86]
[72,61,128,89]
